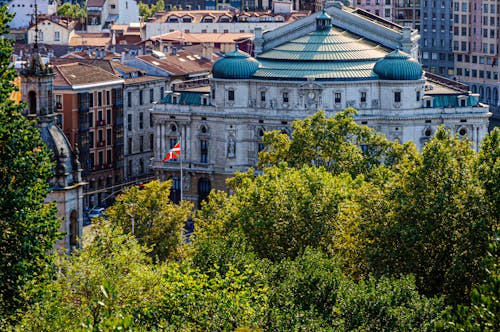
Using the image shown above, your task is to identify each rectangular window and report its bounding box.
[127,114,132,131]
[89,131,94,148]
[127,91,132,107]
[335,92,341,103]
[283,92,289,103]
[150,134,154,150]
[98,151,103,166]
[89,152,94,169]
[128,160,132,176]
[98,130,103,144]
[200,140,208,163]
[106,90,110,105]
[106,128,112,145]
[139,90,143,105]
[89,93,94,108]
[106,109,111,124]
[98,110,103,122]
[139,112,144,129]
[150,113,153,127]
[139,136,144,152]
[416,90,421,101]
[228,90,235,101]
[88,112,94,128]
[98,91,102,106]
[150,88,154,103]
[169,138,177,149]
[360,91,367,103]
[128,137,132,154]
[260,91,266,102]
[106,150,112,165]
[394,91,401,103]
[160,87,164,99]
[54,31,60,41]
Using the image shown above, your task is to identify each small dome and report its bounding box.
[212,46,260,79]
[373,49,423,80]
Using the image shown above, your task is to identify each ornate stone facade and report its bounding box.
[150,2,490,204]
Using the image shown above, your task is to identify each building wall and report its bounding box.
[145,21,290,39]
[8,0,57,29]
[420,0,454,78]
[27,21,75,45]
[453,0,500,108]
[151,77,490,201]
[123,78,169,184]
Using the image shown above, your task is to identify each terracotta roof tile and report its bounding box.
[137,50,214,76]
[150,31,253,44]
[87,0,105,7]
[70,33,111,47]
[54,62,122,87]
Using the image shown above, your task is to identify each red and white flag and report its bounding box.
[162,141,181,162]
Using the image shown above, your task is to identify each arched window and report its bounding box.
[69,210,79,249]
[28,90,37,114]
[198,178,211,209]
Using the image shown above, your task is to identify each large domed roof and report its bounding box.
[253,26,389,81]
[212,46,260,79]
[373,49,423,80]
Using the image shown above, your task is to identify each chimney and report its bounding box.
[202,42,213,61]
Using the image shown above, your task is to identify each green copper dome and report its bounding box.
[212,46,260,79]
[373,49,423,80]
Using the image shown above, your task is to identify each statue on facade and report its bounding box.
[227,136,236,158]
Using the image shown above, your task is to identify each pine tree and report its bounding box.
[0,7,60,318]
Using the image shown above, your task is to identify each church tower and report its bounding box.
[19,2,86,254]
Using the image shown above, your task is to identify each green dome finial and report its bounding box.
[373,49,423,80]
[213,47,260,79]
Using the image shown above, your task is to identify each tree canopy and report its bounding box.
[0,7,60,320]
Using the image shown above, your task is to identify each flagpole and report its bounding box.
[180,134,183,201]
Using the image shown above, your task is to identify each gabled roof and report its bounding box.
[27,17,78,31]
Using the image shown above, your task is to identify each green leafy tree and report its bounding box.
[138,0,165,20]
[258,109,417,179]
[195,165,363,262]
[17,220,269,331]
[477,128,500,218]
[105,180,193,261]
[0,7,60,319]
[363,128,494,304]
[446,233,499,331]
[56,2,86,20]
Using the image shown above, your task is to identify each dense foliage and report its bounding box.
[105,180,193,261]
[0,1,497,321]
[138,0,165,20]
[56,2,86,20]
[0,7,60,321]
